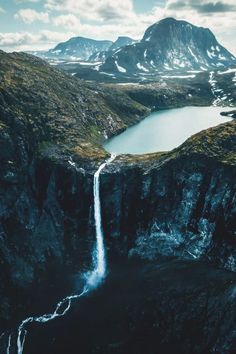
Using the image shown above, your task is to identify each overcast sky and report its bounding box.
[0,0,235,55]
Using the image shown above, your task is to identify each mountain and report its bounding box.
[109,36,137,51]
[47,36,113,60]
[100,18,236,74]
[89,36,136,62]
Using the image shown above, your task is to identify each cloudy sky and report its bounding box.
[0,0,235,54]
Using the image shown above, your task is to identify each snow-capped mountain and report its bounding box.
[47,37,113,61]
[100,18,236,74]
[89,36,136,62]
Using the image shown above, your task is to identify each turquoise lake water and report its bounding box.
[103,106,233,154]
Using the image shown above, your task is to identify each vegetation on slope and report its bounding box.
[0,50,148,160]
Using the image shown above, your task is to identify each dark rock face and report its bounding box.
[102,156,236,272]
[100,18,236,74]
[0,152,94,329]
[48,37,113,61]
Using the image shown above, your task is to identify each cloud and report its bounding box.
[193,1,236,13]
[53,14,80,31]
[0,30,75,51]
[167,0,236,13]
[15,9,49,24]
[45,0,134,21]
[49,4,168,40]
[1,0,235,56]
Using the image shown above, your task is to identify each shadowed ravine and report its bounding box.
[5,155,116,354]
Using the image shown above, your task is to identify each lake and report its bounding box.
[103,106,233,154]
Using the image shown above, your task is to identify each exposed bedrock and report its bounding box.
[102,154,236,271]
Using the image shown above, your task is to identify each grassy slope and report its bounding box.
[0,51,148,160]
[0,50,235,167]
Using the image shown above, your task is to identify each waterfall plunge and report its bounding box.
[12,154,116,354]
[87,154,116,288]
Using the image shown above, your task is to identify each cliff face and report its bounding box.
[101,122,236,269]
[1,120,235,329]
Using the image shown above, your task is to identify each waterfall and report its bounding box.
[13,154,116,354]
[87,154,116,287]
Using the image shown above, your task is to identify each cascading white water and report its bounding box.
[87,154,116,287]
[13,154,116,354]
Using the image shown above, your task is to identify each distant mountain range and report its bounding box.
[48,37,112,61]
[100,18,236,74]
[30,17,236,78]
[32,36,136,62]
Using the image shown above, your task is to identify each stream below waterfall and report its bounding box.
[10,259,236,354]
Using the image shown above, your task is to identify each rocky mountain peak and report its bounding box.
[100,18,236,75]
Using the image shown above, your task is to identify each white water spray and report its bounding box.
[14,154,116,354]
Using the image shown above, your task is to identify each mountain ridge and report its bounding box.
[48,36,113,61]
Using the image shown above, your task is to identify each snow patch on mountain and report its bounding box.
[209,71,234,106]
[137,63,149,72]
[162,74,196,79]
[115,61,126,73]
